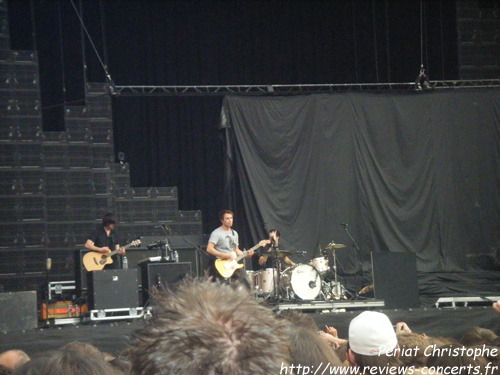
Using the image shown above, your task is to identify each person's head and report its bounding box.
[219,210,234,228]
[425,343,489,374]
[269,229,280,241]
[0,364,12,375]
[102,213,116,229]
[286,325,342,370]
[12,348,122,375]
[275,310,318,331]
[396,332,431,367]
[347,311,401,372]
[60,342,115,362]
[459,326,498,346]
[0,350,30,370]
[129,278,291,375]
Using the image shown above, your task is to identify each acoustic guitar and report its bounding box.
[83,239,141,271]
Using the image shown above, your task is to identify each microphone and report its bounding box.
[155,224,170,230]
[339,223,349,227]
[46,258,52,271]
[147,240,164,249]
[271,237,276,246]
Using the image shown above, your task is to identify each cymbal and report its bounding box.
[322,243,346,249]
[262,249,294,257]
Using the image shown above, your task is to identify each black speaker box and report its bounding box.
[75,248,162,294]
[0,291,37,333]
[87,269,139,310]
[140,262,191,304]
[372,252,420,309]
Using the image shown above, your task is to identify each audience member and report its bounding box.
[129,278,292,375]
[0,365,12,375]
[396,332,431,368]
[459,326,498,346]
[493,300,500,314]
[286,325,343,370]
[346,311,402,374]
[0,351,30,370]
[12,347,123,375]
[275,309,319,331]
[425,343,489,375]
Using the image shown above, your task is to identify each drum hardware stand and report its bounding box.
[323,242,347,300]
[270,242,284,303]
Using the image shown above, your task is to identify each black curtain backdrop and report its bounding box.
[223,90,500,274]
[7,0,459,233]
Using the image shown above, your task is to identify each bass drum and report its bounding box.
[281,264,321,300]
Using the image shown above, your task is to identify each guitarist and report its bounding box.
[207,210,267,289]
[84,213,125,269]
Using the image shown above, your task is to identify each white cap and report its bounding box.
[348,311,398,356]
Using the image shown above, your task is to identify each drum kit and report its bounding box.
[247,242,349,301]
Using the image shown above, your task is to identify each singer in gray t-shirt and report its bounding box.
[206,210,253,288]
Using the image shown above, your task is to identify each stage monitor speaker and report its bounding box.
[75,248,162,295]
[140,262,191,305]
[87,269,139,310]
[0,291,37,333]
[372,252,420,309]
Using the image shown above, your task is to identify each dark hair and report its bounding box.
[13,348,122,375]
[269,229,281,238]
[219,210,234,221]
[0,365,12,375]
[426,343,488,374]
[396,332,431,367]
[350,351,401,374]
[286,326,342,370]
[459,326,497,346]
[102,213,116,227]
[275,310,318,331]
[129,278,291,375]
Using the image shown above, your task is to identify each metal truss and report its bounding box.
[110,79,500,96]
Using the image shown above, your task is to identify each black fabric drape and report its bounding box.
[223,90,500,273]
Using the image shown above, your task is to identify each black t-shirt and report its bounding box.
[260,245,286,270]
[87,227,120,269]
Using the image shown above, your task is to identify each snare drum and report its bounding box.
[257,268,277,294]
[310,256,329,274]
[281,264,320,300]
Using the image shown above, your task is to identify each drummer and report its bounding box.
[258,229,296,270]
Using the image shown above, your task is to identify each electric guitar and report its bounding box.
[83,239,141,271]
[215,239,269,278]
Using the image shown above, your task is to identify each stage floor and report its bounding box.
[1,305,499,358]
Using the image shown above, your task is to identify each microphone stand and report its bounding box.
[159,226,172,261]
[159,225,206,276]
[340,224,362,299]
[270,241,282,303]
[341,224,362,254]
[44,258,52,326]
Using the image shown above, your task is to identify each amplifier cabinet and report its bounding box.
[140,262,191,305]
[75,248,161,294]
[87,269,139,310]
[0,291,37,333]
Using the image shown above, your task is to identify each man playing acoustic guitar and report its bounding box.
[84,213,126,269]
[207,210,268,289]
